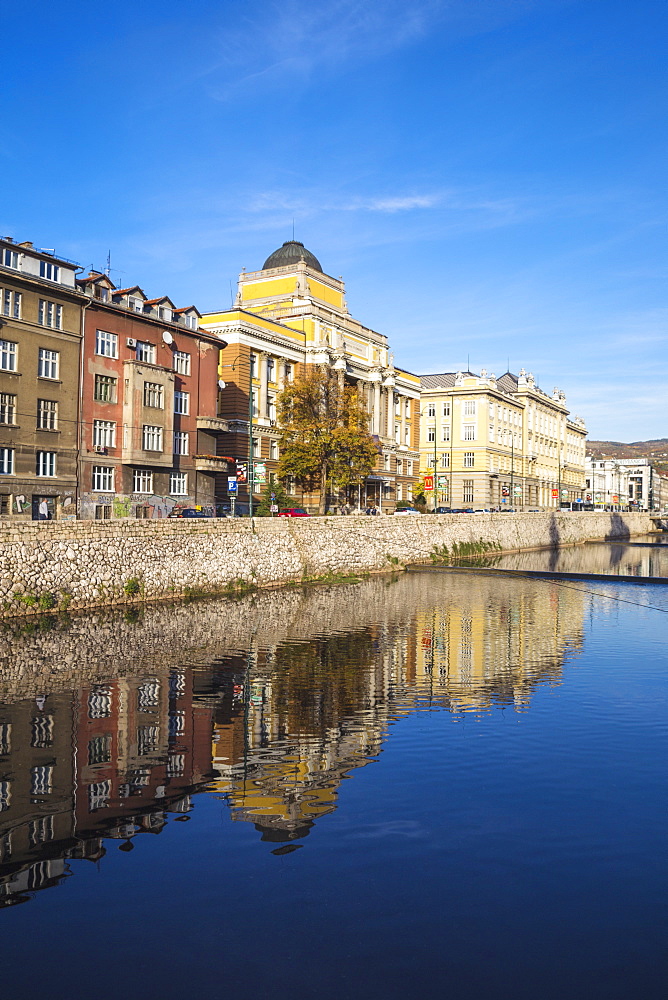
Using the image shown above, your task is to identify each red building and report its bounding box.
[77,272,228,518]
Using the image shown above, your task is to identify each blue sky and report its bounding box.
[2,0,666,440]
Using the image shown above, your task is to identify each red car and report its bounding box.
[277,508,311,517]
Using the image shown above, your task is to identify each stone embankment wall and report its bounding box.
[0,511,652,617]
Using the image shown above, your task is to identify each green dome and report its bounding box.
[262,241,322,272]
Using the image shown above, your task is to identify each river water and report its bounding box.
[0,553,666,1000]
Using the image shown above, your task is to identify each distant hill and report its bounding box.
[587,438,668,476]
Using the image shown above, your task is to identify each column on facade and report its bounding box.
[400,395,407,447]
[372,380,381,436]
[258,351,268,420]
[386,386,395,442]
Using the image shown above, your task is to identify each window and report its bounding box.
[395,423,401,443]
[137,725,159,756]
[268,395,276,421]
[463,400,476,417]
[267,357,275,382]
[251,390,259,418]
[0,393,16,424]
[464,452,475,468]
[0,448,14,475]
[144,382,164,408]
[284,363,293,382]
[174,391,189,415]
[95,330,118,358]
[404,426,410,445]
[173,431,189,455]
[384,453,391,471]
[39,260,60,282]
[93,420,116,448]
[159,306,172,322]
[38,348,59,379]
[463,479,474,503]
[169,472,187,495]
[88,687,112,719]
[489,424,495,442]
[407,460,413,475]
[0,339,17,371]
[250,353,257,378]
[129,296,143,313]
[0,723,10,755]
[133,469,153,493]
[31,716,54,748]
[142,425,163,451]
[396,458,403,474]
[88,735,111,766]
[94,374,117,402]
[1,289,21,318]
[173,351,191,375]
[94,504,112,519]
[0,780,10,812]
[36,451,56,476]
[30,765,53,796]
[37,399,58,430]
[136,341,156,364]
[463,424,476,441]
[442,402,450,417]
[38,300,62,329]
[426,455,436,468]
[427,427,435,443]
[441,425,450,442]
[2,248,18,269]
[270,440,279,460]
[440,454,450,468]
[89,780,111,812]
[427,403,435,417]
[405,400,411,417]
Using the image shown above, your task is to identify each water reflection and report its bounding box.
[479,537,668,577]
[0,572,587,905]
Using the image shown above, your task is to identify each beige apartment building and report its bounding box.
[419,368,587,509]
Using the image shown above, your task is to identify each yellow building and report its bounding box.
[200,241,421,512]
[419,368,587,509]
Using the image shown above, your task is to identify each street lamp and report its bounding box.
[219,353,255,517]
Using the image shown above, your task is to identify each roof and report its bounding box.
[262,240,323,273]
[144,296,175,307]
[114,286,145,297]
[174,305,201,316]
[420,372,475,390]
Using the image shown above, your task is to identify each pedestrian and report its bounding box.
[38,499,49,520]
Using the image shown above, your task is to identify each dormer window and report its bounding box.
[2,249,19,269]
[39,260,60,282]
[129,297,142,313]
[159,307,172,322]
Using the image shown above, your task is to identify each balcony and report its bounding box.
[194,454,229,472]
[196,415,229,434]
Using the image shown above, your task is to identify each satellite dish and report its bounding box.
[162,330,173,345]
[217,379,226,390]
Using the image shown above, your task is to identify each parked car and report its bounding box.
[277,508,311,517]
[168,508,212,518]
[394,507,421,515]
[433,507,451,514]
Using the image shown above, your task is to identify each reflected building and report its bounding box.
[0,570,588,898]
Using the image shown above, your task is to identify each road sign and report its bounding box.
[270,504,278,514]
[228,476,238,493]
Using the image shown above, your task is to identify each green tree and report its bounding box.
[255,481,290,516]
[277,366,378,514]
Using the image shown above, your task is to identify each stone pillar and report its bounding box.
[400,395,407,446]
[387,389,394,441]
